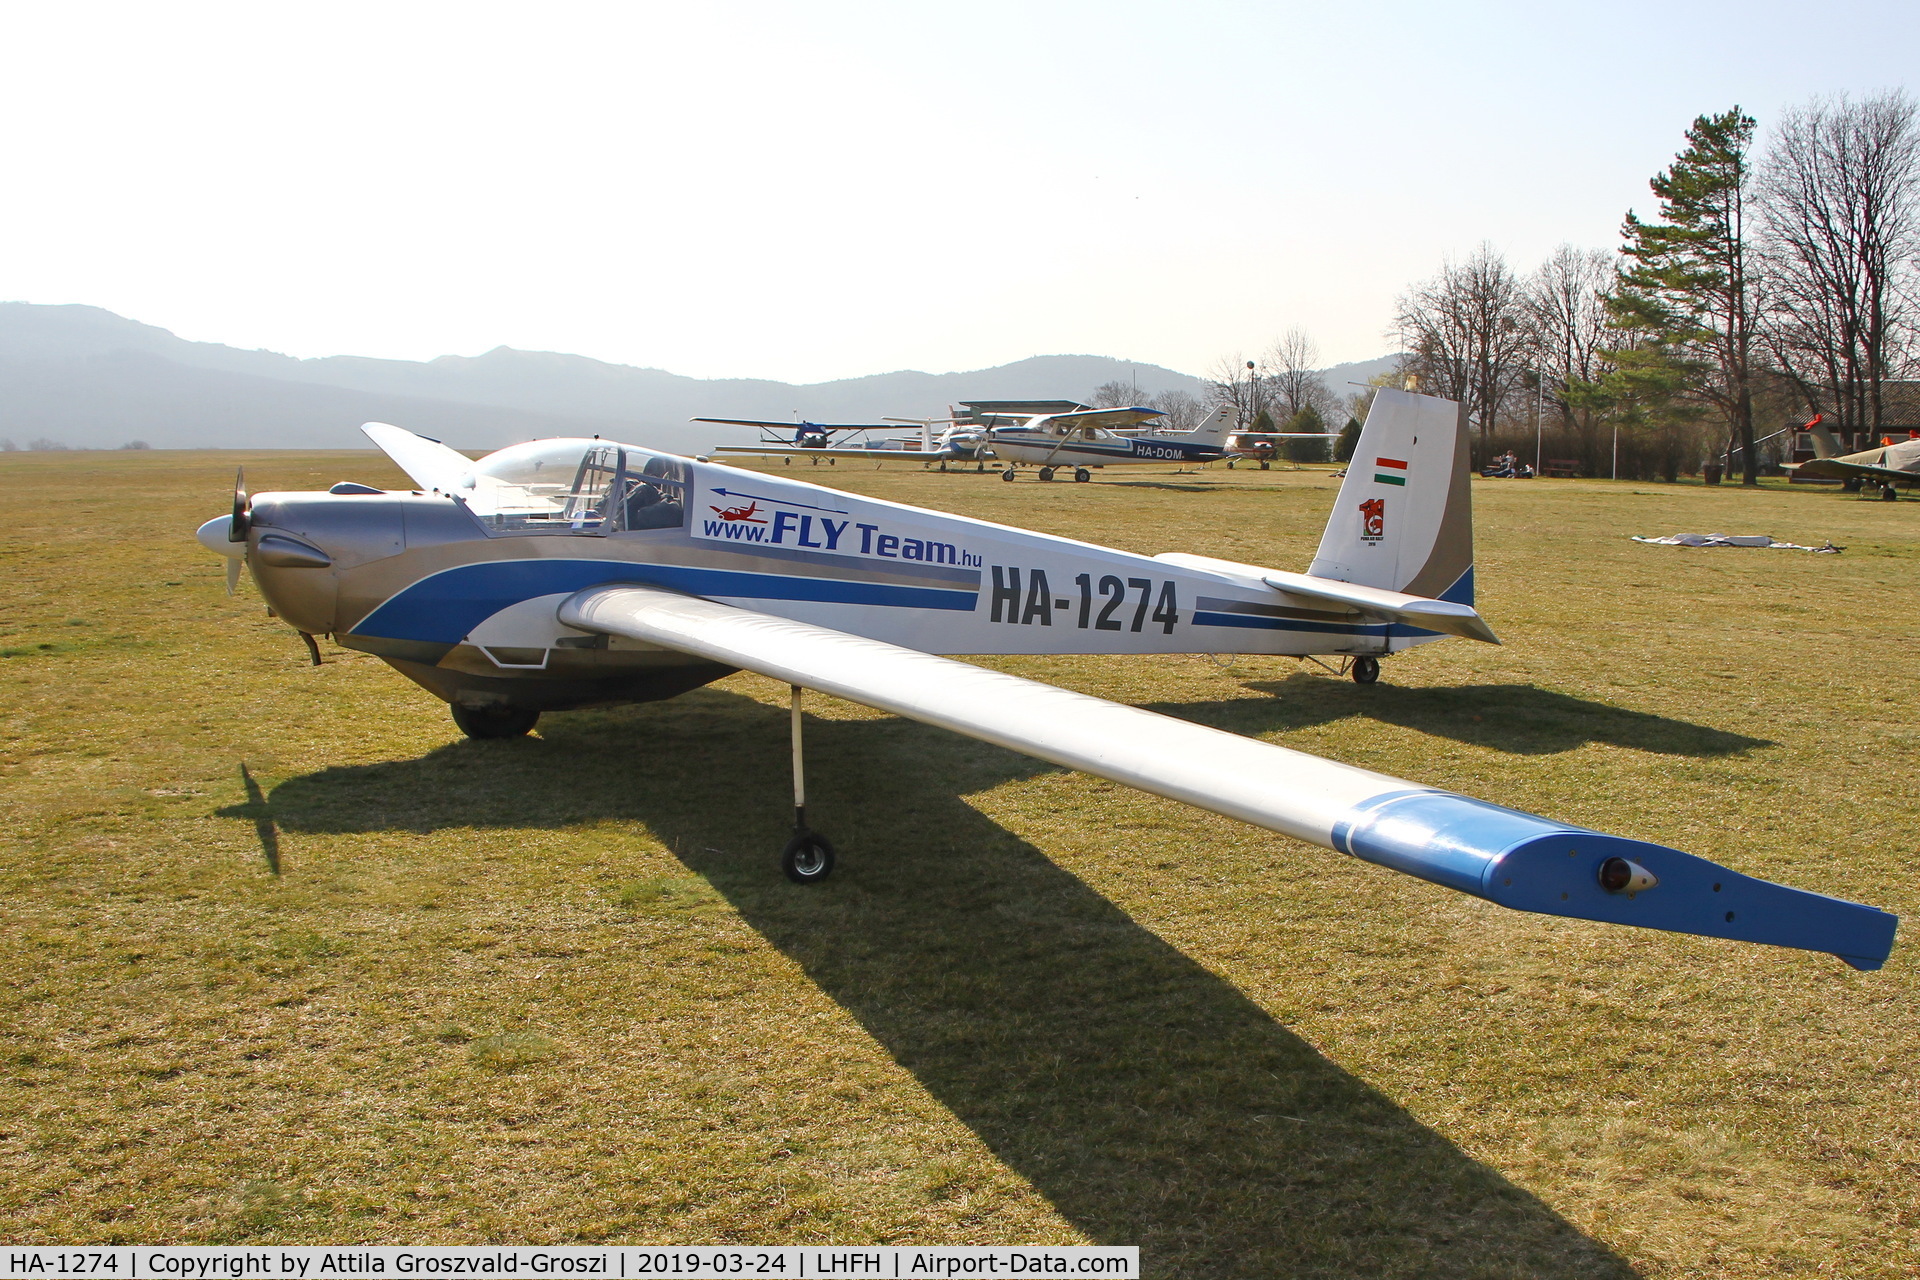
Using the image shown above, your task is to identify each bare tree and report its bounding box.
[1206,353,1264,429]
[1394,243,1532,434]
[1148,388,1206,431]
[1527,245,1616,431]
[1262,328,1330,420]
[1758,90,1920,443]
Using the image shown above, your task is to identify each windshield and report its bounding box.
[459,439,688,534]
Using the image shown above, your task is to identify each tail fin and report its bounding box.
[1803,415,1842,459]
[1307,389,1473,602]
[1183,405,1234,444]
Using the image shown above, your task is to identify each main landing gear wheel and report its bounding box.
[1073,468,1091,483]
[1882,484,1900,501]
[1001,467,1017,482]
[782,831,836,884]
[1843,477,1862,491]
[1039,466,1057,482]
[1350,656,1381,685]
[451,703,540,739]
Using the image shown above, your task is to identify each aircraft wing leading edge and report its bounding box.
[557,584,1896,970]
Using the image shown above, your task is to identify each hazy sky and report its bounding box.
[2,1,1915,383]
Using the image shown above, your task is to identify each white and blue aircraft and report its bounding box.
[979,405,1237,481]
[195,389,1897,970]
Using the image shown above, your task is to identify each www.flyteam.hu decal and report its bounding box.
[695,484,985,568]
[1373,456,1408,486]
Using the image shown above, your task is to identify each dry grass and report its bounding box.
[0,450,1914,1276]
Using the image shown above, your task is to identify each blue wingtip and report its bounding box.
[1334,791,1898,968]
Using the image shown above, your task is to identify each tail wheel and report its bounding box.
[1001,468,1017,482]
[1073,468,1091,483]
[451,704,540,739]
[1351,657,1381,685]
[782,832,836,884]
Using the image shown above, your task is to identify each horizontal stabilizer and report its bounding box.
[557,584,1893,968]
[1156,553,1500,644]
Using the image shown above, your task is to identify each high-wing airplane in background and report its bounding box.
[699,416,989,467]
[194,389,1897,970]
[1786,415,1920,498]
[979,405,1236,480]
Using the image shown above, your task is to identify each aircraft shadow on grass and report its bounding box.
[241,686,1642,1275]
[1101,480,1220,492]
[1225,674,1770,757]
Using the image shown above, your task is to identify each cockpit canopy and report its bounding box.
[458,439,688,534]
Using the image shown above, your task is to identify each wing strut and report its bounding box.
[557,584,1898,970]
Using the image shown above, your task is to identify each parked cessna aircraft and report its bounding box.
[980,404,1236,480]
[701,416,988,467]
[193,389,1896,969]
[1787,415,1920,497]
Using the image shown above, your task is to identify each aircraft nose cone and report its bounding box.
[196,516,245,558]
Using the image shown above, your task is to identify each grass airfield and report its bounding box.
[1,448,1916,1277]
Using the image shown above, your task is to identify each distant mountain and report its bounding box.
[0,303,1402,452]
[0,304,1219,453]
[1319,354,1405,393]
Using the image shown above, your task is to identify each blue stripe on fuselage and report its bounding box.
[1192,611,1395,637]
[354,559,977,644]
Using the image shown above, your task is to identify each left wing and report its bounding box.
[693,417,897,432]
[556,583,1897,970]
[988,407,1167,431]
[1789,457,1918,484]
[713,444,969,462]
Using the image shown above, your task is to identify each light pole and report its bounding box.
[1534,368,1544,477]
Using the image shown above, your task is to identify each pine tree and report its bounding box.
[1334,417,1361,463]
[1610,108,1763,483]
[1284,406,1330,463]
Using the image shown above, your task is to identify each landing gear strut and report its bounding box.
[781,684,836,883]
[451,703,540,739]
[1350,656,1381,685]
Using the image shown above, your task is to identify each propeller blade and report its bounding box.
[226,557,242,596]
[230,467,251,542]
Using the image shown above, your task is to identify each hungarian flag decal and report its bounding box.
[1374,457,1408,486]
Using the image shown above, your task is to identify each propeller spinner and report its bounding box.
[195,468,251,594]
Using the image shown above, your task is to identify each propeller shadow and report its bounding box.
[236,762,282,875]
[1221,674,1769,757]
[245,688,1634,1275]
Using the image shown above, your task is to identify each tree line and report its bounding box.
[1194,90,1920,483]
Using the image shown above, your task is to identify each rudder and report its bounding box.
[1307,388,1473,601]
